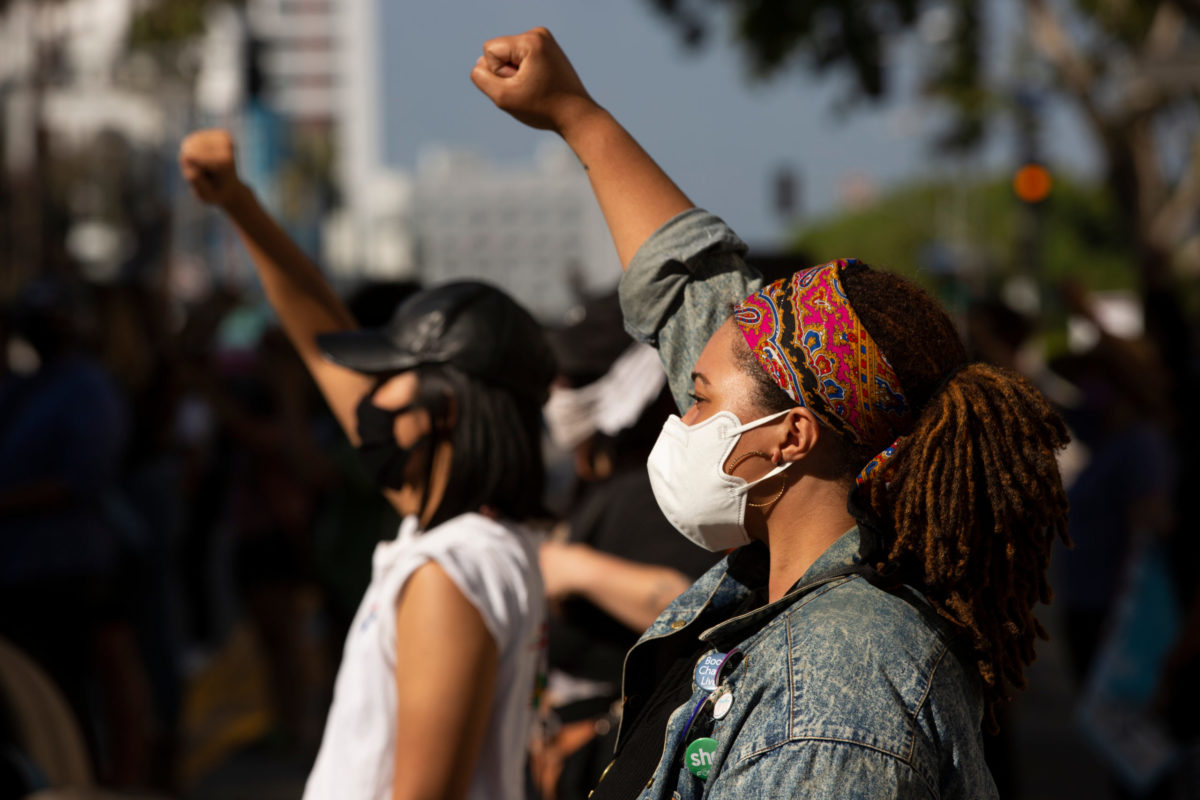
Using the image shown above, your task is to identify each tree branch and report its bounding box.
[1130,118,1167,232]
[1149,135,1200,251]
[1023,0,1108,131]
[1145,1,1186,58]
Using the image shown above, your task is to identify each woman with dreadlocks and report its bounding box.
[474,29,1069,800]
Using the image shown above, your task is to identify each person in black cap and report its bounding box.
[180,130,555,800]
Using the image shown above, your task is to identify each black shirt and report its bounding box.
[589,587,766,800]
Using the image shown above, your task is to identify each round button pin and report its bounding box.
[712,690,734,720]
[684,736,718,780]
[693,652,726,692]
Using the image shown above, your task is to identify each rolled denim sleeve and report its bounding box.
[618,208,763,413]
[710,739,937,800]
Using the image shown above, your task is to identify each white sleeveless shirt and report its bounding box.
[303,513,546,800]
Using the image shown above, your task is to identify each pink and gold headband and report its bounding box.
[733,259,911,485]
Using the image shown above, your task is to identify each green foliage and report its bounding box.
[651,0,925,97]
[129,0,244,48]
[789,173,1138,291]
[649,0,983,147]
[1074,0,1166,46]
[920,0,985,151]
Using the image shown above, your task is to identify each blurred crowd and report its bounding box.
[1,249,1198,799]
[0,272,406,795]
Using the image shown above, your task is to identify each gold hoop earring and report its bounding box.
[725,450,788,509]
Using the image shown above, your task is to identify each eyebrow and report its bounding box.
[691,371,711,387]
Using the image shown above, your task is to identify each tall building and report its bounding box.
[246,0,338,122]
[321,0,415,280]
[411,143,620,320]
[317,0,618,315]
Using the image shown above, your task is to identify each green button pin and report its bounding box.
[684,736,718,780]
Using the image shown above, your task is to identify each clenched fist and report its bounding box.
[470,27,597,134]
[179,129,246,208]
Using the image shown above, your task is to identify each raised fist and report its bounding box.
[179,129,244,208]
[470,27,596,133]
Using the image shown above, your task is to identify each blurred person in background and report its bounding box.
[196,326,338,750]
[1050,283,1185,797]
[1139,279,1200,786]
[179,129,555,800]
[170,288,243,653]
[534,292,721,800]
[1051,285,1176,689]
[0,276,155,786]
[476,29,1071,798]
[95,278,204,790]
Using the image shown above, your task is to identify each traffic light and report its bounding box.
[1013,162,1052,204]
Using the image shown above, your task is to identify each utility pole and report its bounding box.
[1013,87,1050,282]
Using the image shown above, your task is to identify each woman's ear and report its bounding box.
[777,407,821,464]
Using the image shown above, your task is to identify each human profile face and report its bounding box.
[683,319,767,423]
[682,319,789,483]
[366,371,452,523]
[369,371,433,450]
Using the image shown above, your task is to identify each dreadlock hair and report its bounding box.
[736,262,1070,732]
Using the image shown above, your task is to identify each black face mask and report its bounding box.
[354,394,430,490]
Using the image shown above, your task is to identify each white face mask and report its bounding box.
[646,409,793,552]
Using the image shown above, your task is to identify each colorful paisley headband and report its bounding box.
[732,259,912,486]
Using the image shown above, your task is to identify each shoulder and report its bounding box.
[397,560,478,618]
[758,577,986,788]
[414,513,538,564]
[787,576,953,673]
[402,513,544,645]
[785,576,976,722]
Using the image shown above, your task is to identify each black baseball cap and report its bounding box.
[317,280,556,404]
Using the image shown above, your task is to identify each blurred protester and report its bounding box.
[966,299,1035,375]
[95,280,189,790]
[1141,280,1200,782]
[171,288,242,650]
[1051,283,1193,797]
[198,327,337,750]
[532,293,721,800]
[0,276,153,785]
[180,129,555,800]
[1052,283,1177,686]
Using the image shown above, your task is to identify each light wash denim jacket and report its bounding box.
[611,209,997,799]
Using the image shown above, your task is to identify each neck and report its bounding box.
[758,477,856,603]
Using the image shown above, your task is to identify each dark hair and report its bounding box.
[736,262,1070,731]
[413,364,546,528]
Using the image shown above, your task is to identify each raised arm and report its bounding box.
[471,27,693,268]
[178,131,372,443]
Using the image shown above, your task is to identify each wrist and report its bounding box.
[220,181,255,217]
[555,97,609,144]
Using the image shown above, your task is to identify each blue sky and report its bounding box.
[379,0,1100,249]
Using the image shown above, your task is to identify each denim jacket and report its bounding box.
[611,209,997,799]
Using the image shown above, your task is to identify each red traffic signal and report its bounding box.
[1013,163,1052,204]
